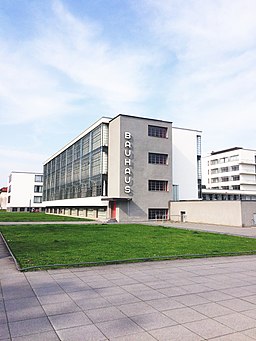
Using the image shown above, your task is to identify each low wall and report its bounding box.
[170,201,242,227]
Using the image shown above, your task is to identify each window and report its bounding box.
[148,153,168,165]
[219,157,228,164]
[231,165,239,171]
[211,159,218,165]
[8,185,11,193]
[35,175,43,182]
[221,177,229,182]
[232,185,240,190]
[149,209,168,220]
[221,186,229,190]
[220,167,228,173]
[211,178,219,183]
[232,175,240,181]
[8,196,10,203]
[34,196,42,203]
[148,180,168,191]
[211,168,218,174]
[148,125,167,138]
[34,185,43,193]
[196,135,201,155]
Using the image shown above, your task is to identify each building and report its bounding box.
[43,114,202,222]
[6,171,44,212]
[0,187,7,210]
[202,147,256,200]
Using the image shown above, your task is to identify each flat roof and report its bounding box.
[110,113,173,125]
[210,147,243,155]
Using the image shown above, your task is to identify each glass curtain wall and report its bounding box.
[43,123,108,201]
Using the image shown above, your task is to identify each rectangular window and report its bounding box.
[35,175,43,182]
[232,185,240,190]
[34,196,42,203]
[231,165,239,171]
[148,153,168,165]
[148,180,168,191]
[148,125,167,138]
[232,175,240,181]
[34,185,43,193]
[220,167,229,173]
[8,196,10,203]
[221,177,229,182]
[211,168,218,174]
[149,208,168,220]
[211,159,218,165]
[230,155,239,161]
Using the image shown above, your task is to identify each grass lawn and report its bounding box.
[0,211,92,222]
[1,223,256,270]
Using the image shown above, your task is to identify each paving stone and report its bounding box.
[219,298,256,312]
[192,302,234,318]
[198,290,233,302]
[111,332,156,340]
[12,331,60,341]
[37,293,73,305]
[163,306,207,323]
[106,293,140,306]
[130,312,176,331]
[170,293,210,307]
[0,323,10,339]
[86,306,126,323]
[9,317,53,338]
[96,318,143,338]
[6,304,46,322]
[149,324,202,341]
[118,302,157,317]
[49,311,92,330]
[147,297,184,311]
[77,296,111,310]
[184,318,233,339]
[209,333,255,340]
[215,312,256,331]
[42,300,81,316]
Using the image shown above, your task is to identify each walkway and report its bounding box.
[3,236,256,339]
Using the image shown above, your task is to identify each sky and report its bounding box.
[0,0,256,187]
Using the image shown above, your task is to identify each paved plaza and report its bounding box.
[2,228,256,340]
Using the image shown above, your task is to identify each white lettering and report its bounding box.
[124,132,131,139]
[124,149,131,157]
[125,159,131,165]
[125,168,131,175]
[125,176,131,184]
[124,186,131,193]
[124,141,131,148]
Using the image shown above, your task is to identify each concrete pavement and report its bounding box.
[3,234,256,339]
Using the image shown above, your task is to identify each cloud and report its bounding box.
[0,0,157,127]
[136,0,256,151]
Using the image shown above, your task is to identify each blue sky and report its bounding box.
[1,0,256,187]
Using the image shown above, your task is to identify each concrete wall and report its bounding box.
[241,201,256,226]
[170,201,243,226]
[108,115,173,222]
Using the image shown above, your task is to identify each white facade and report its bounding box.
[172,127,202,200]
[6,171,44,212]
[203,147,256,200]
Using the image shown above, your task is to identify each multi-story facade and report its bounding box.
[203,147,256,200]
[6,171,44,212]
[43,114,202,221]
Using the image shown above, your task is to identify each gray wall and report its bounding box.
[108,115,173,222]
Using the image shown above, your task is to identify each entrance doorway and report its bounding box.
[110,201,116,219]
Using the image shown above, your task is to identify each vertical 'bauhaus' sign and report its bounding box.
[124,132,132,194]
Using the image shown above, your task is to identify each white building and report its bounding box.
[0,187,7,210]
[6,171,44,212]
[43,114,202,222]
[202,147,256,200]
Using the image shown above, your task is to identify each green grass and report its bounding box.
[0,211,92,222]
[1,224,256,270]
